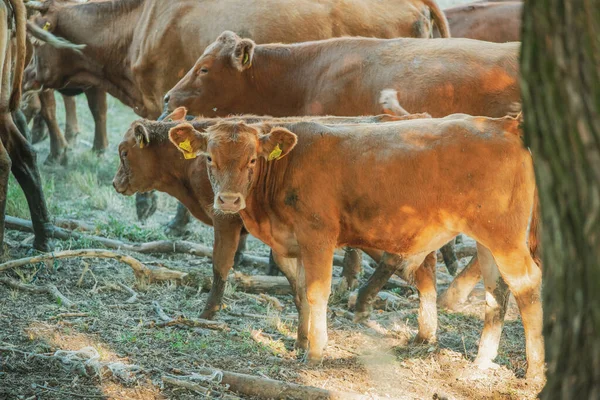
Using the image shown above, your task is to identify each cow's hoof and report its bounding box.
[32,240,52,253]
[473,357,500,371]
[31,127,48,144]
[295,338,309,351]
[353,309,370,323]
[413,333,436,345]
[525,366,545,384]
[199,310,217,320]
[164,223,190,237]
[65,131,80,145]
[44,150,68,166]
[302,352,323,366]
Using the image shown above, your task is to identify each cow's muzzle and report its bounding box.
[215,192,246,213]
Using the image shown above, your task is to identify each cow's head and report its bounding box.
[164,31,256,116]
[168,121,297,213]
[24,1,90,92]
[113,120,165,196]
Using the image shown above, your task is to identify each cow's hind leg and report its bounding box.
[473,244,509,370]
[492,246,544,381]
[406,251,438,343]
[438,255,481,310]
[165,202,192,235]
[233,232,247,268]
[440,239,459,276]
[4,114,52,251]
[339,247,362,291]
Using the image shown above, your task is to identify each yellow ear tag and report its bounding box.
[139,141,145,149]
[268,144,282,161]
[178,138,197,160]
[243,52,249,65]
[43,22,51,31]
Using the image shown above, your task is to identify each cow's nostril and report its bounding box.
[218,196,225,204]
[163,94,170,104]
[233,197,240,205]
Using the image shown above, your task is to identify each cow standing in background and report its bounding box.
[0,0,53,252]
[433,1,522,42]
[22,0,449,222]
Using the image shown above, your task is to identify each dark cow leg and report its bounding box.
[437,255,481,310]
[62,94,80,145]
[12,110,30,142]
[3,114,52,251]
[354,252,426,321]
[85,88,108,153]
[340,247,362,290]
[267,250,281,276]
[0,136,11,252]
[135,191,158,223]
[200,217,243,320]
[39,90,68,166]
[440,239,459,276]
[233,232,247,268]
[31,113,48,144]
[165,202,192,236]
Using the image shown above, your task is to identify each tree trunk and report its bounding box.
[520,1,600,398]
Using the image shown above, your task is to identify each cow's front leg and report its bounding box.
[39,90,68,166]
[299,243,335,364]
[200,217,243,319]
[271,252,308,350]
[84,88,108,153]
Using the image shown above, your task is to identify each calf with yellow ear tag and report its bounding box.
[168,123,208,159]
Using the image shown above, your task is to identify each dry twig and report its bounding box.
[0,277,75,308]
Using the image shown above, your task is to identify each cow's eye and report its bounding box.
[121,150,128,158]
[200,67,208,74]
[207,156,212,163]
[249,158,257,165]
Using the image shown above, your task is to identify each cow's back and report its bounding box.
[301,38,520,117]
[130,0,438,116]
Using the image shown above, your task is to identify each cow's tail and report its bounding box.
[529,186,542,269]
[8,0,26,111]
[422,0,450,38]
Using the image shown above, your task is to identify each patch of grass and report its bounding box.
[6,175,57,218]
[96,215,167,242]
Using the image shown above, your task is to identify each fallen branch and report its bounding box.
[117,282,138,304]
[5,216,365,271]
[164,369,367,399]
[149,301,228,331]
[162,376,241,400]
[0,249,187,282]
[0,277,75,308]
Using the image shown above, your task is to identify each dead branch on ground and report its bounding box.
[0,249,187,282]
[149,301,228,331]
[0,277,75,308]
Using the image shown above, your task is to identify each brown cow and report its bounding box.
[113,109,428,319]
[433,2,522,42]
[166,117,543,380]
[165,32,520,118]
[0,0,52,252]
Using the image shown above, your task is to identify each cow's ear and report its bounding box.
[168,123,208,160]
[231,39,255,71]
[134,123,150,148]
[258,127,297,161]
[164,106,188,122]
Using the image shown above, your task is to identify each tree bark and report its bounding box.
[521,0,600,397]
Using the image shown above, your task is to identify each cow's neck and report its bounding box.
[241,47,312,116]
[55,1,147,115]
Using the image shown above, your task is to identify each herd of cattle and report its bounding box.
[0,0,542,385]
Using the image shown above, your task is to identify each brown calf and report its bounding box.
[434,2,522,42]
[167,117,543,380]
[112,110,424,319]
[165,32,520,118]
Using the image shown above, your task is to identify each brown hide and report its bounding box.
[434,2,522,42]
[26,0,448,119]
[167,33,520,118]
[166,116,543,377]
